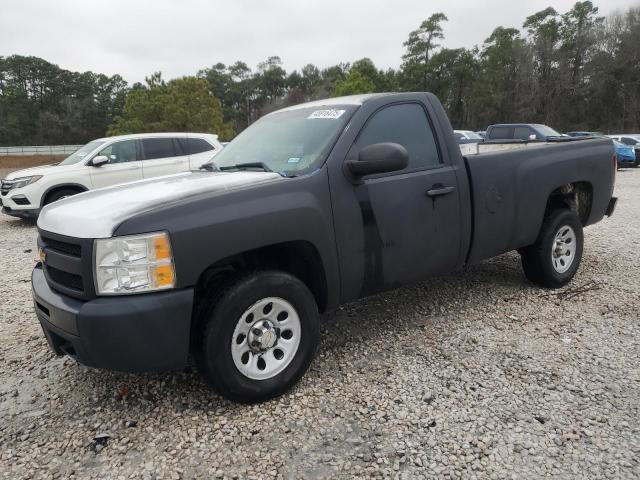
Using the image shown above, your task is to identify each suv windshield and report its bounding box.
[59,140,105,165]
[209,105,356,175]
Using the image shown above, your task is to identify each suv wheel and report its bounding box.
[195,271,319,403]
[44,188,80,205]
[520,208,584,288]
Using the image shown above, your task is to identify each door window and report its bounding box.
[142,138,177,160]
[489,127,512,139]
[514,126,535,140]
[354,103,440,171]
[177,138,215,155]
[96,140,138,164]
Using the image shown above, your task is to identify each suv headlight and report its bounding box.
[94,232,176,295]
[11,175,42,189]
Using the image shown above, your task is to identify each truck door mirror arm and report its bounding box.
[345,142,409,180]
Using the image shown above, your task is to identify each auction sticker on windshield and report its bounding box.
[308,109,345,119]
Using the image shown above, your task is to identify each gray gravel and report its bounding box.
[1,170,639,479]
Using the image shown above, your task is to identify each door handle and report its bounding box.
[426,185,455,197]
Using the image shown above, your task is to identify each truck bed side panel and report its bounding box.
[465,138,614,264]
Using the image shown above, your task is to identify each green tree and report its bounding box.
[256,56,287,105]
[553,1,604,129]
[470,27,532,127]
[0,55,127,145]
[524,8,561,123]
[332,71,375,96]
[108,74,234,140]
[561,1,603,82]
[401,13,449,90]
[426,48,478,128]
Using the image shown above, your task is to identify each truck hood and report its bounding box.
[5,163,73,179]
[37,171,283,238]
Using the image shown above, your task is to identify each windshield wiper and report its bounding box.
[219,162,273,172]
[199,161,220,172]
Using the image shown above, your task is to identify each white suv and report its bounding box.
[1,132,222,219]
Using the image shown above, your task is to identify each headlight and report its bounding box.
[94,232,176,295]
[11,175,42,189]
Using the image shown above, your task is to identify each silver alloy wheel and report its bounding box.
[231,297,301,380]
[551,225,576,273]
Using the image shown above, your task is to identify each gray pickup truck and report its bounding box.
[32,93,617,403]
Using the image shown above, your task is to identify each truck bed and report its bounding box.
[462,137,615,264]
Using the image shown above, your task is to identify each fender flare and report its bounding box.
[40,183,90,207]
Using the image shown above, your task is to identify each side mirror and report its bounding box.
[346,143,409,178]
[528,134,537,141]
[90,155,109,167]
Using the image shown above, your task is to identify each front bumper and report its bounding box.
[1,205,39,219]
[1,196,39,219]
[32,265,194,372]
[617,156,636,164]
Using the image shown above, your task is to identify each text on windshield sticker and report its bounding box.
[308,109,346,120]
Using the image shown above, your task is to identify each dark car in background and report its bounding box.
[485,123,563,142]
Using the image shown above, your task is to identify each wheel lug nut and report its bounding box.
[252,328,262,336]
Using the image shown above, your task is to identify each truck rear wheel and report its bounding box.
[194,271,319,403]
[520,208,583,288]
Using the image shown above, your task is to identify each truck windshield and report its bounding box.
[59,140,105,165]
[209,105,356,176]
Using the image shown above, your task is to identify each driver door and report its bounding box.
[89,139,143,188]
[329,102,463,301]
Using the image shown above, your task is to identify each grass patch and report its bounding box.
[0,155,66,169]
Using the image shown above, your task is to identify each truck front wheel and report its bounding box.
[194,271,319,403]
[520,208,584,288]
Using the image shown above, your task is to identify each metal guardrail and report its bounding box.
[0,145,82,156]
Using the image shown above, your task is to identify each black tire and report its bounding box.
[43,188,81,206]
[520,208,584,288]
[194,271,319,403]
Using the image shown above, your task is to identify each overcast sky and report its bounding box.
[2,0,639,83]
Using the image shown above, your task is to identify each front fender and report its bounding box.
[114,169,341,309]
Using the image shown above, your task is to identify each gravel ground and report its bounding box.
[1,170,639,480]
